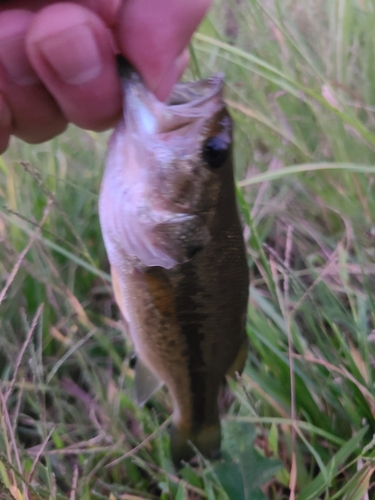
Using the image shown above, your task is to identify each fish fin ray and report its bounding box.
[170,422,221,468]
[153,216,210,264]
[226,339,248,378]
[111,266,129,323]
[135,357,164,406]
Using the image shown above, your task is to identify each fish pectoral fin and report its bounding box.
[226,339,248,378]
[111,266,129,323]
[135,357,164,406]
[153,215,211,264]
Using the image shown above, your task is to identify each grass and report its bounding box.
[1,0,375,498]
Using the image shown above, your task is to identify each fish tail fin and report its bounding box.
[226,339,248,378]
[170,421,221,468]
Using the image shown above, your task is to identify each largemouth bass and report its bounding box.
[99,58,249,466]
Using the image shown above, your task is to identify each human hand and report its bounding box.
[0,0,211,153]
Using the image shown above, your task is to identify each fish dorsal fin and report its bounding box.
[135,357,164,406]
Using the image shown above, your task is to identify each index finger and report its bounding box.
[116,0,211,100]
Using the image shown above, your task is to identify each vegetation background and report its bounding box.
[1,0,375,498]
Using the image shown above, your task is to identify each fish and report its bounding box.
[99,58,249,467]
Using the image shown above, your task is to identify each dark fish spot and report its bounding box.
[175,263,208,425]
[186,244,204,259]
[181,346,190,358]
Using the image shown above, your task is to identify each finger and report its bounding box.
[0,9,67,145]
[26,3,122,130]
[0,0,121,27]
[116,0,212,100]
[0,93,11,153]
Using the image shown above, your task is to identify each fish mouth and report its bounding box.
[158,75,225,134]
[166,74,224,113]
[124,73,225,136]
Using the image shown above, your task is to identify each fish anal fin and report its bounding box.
[135,357,164,406]
[226,339,248,378]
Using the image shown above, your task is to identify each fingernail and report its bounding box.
[154,51,190,101]
[37,24,103,85]
[0,35,39,85]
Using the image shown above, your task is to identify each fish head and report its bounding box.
[100,71,234,269]
[123,72,232,213]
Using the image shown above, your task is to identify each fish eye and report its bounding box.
[202,136,229,169]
